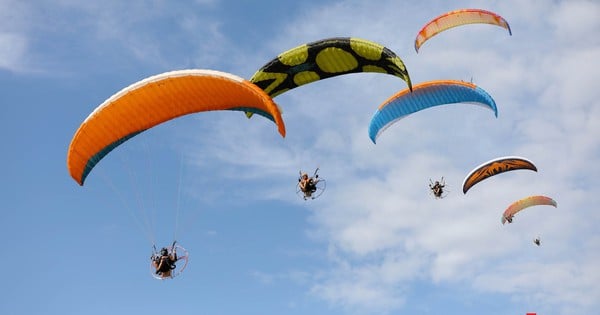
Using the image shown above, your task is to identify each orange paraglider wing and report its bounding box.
[67,69,285,185]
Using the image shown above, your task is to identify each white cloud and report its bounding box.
[550,0,600,46]
[0,0,31,72]
[0,32,28,71]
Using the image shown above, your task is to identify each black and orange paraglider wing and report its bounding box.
[462,156,537,194]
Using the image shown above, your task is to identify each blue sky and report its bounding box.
[1,0,599,314]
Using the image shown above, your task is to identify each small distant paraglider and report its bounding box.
[297,168,326,200]
[501,195,557,224]
[429,177,448,199]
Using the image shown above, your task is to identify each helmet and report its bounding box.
[301,173,308,178]
[160,248,168,256]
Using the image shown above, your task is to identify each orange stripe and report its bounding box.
[378,80,476,110]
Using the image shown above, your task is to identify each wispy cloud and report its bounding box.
[0,32,28,71]
[0,0,32,72]
[0,0,231,74]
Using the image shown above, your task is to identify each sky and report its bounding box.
[1,0,599,314]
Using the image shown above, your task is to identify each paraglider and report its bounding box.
[247,37,412,117]
[462,156,537,194]
[67,69,286,186]
[429,177,447,199]
[368,80,497,143]
[151,242,189,280]
[501,195,557,225]
[414,8,512,52]
[297,168,325,200]
[67,69,287,280]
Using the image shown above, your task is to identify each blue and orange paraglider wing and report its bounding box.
[368,80,497,143]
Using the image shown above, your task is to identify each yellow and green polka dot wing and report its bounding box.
[250,37,412,99]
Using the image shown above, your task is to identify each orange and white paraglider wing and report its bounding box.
[415,9,511,52]
[501,195,557,224]
[67,69,285,186]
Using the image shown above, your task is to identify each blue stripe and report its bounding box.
[233,107,275,122]
[81,131,143,184]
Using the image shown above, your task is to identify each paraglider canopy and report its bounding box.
[67,69,286,185]
[501,195,557,225]
[247,37,413,118]
[369,80,498,143]
[414,8,512,52]
[463,156,537,194]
